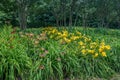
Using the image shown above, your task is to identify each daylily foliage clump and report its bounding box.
[43,27,111,58]
[1,26,118,80]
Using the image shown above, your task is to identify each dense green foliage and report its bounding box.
[0,0,120,80]
[0,26,120,80]
[0,0,120,28]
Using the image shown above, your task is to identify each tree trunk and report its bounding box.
[18,9,27,30]
[17,0,27,30]
[59,20,62,27]
[82,14,86,28]
[69,8,72,26]
[56,17,59,27]
[74,13,79,26]
[101,19,105,27]
[64,14,66,27]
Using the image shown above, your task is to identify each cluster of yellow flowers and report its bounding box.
[43,27,82,43]
[43,27,111,58]
[98,41,111,57]
[79,41,111,57]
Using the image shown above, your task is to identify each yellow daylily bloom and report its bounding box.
[78,41,84,46]
[101,52,107,57]
[81,49,86,54]
[105,45,111,50]
[94,53,98,58]
[88,50,95,54]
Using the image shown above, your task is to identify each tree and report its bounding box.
[0,0,17,25]
[16,0,29,30]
